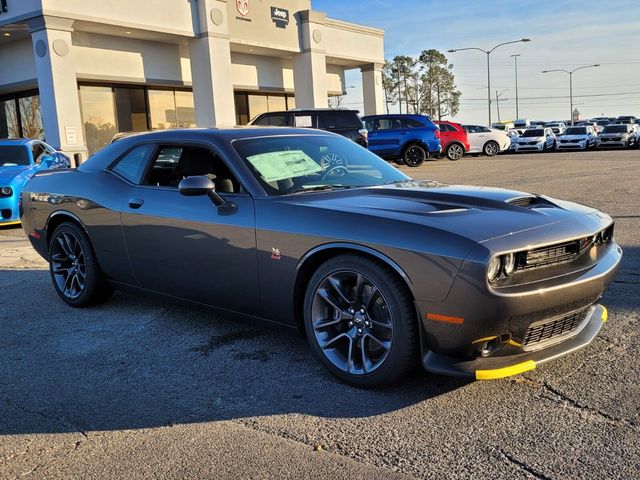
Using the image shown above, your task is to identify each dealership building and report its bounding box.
[0,0,385,158]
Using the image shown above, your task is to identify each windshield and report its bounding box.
[521,129,544,137]
[233,135,410,195]
[0,146,30,166]
[603,125,628,133]
[564,127,587,135]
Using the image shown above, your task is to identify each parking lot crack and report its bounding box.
[2,397,88,439]
[492,446,554,480]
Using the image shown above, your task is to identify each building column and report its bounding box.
[361,63,385,115]
[293,10,327,109]
[189,0,236,126]
[28,17,87,160]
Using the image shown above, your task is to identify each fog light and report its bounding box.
[487,257,501,283]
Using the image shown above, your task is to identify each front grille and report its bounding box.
[516,236,594,271]
[524,308,590,348]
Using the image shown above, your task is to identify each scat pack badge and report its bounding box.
[271,247,282,260]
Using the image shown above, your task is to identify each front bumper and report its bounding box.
[423,304,607,379]
[557,141,587,150]
[515,143,544,152]
[0,196,20,224]
[597,140,629,148]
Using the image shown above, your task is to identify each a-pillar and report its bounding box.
[189,0,236,126]
[361,63,385,115]
[28,17,87,161]
[293,10,327,109]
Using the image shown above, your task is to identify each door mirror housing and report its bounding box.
[40,155,57,167]
[178,175,226,206]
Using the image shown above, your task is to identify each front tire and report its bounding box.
[446,143,464,161]
[49,222,113,307]
[483,141,499,157]
[403,144,427,167]
[303,254,418,387]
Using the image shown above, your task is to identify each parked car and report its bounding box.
[362,114,441,167]
[545,122,567,135]
[555,126,598,151]
[462,125,511,156]
[250,109,368,148]
[514,128,556,152]
[20,127,621,386]
[433,120,470,160]
[0,139,70,226]
[615,115,637,125]
[506,129,524,152]
[597,124,636,149]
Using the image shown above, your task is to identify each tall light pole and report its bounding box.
[510,54,520,119]
[542,64,600,125]
[448,38,530,125]
[495,89,509,123]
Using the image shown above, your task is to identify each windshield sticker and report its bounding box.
[247,150,323,182]
[294,115,313,127]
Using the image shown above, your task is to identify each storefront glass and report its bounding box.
[115,87,147,133]
[18,95,45,140]
[79,86,118,155]
[235,92,295,124]
[0,99,19,138]
[175,91,196,128]
[148,90,176,130]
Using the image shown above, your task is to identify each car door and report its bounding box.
[437,123,454,149]
[367,117,404,157]
[464,125,482,152]
[118,141,261,315]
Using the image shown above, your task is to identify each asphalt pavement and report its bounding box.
[1,149,639,479]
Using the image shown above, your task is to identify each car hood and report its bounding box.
[0,165,31,184]
[560,134,588,140]
[518,136,543,142]
[289,181,598,243]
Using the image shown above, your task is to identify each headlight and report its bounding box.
[503,253,516,276]
[1,187,12,196]
[487,257,502,283]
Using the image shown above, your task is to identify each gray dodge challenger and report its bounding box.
[20,127,622,387]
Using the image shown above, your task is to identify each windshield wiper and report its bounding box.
[288,184,352,195]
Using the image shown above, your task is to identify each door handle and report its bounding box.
[128,198,144,209]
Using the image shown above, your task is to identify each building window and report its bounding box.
[79,84,195,155]
[234,91,295,125]
[0,90,43,140]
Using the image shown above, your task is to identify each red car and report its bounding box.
[434,121,470,160]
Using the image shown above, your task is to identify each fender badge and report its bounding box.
[271,248,282,260]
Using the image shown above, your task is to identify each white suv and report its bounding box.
[556,126,598,151]
[462,125,511,156]
[514,127,556,152]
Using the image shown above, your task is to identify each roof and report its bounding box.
[113,126,336,142]
[0,138,33,146]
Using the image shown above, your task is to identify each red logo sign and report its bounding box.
[236,0,249,16]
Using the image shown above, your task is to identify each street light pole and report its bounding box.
[510,54,520,118]
[542,64,600,125]
[449,38,530,125]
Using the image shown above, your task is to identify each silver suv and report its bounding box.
[597,124,636,149]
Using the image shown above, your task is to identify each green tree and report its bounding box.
[382,56,417,114]
[417,49,461,119]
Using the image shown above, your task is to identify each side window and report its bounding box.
[480,127,491,133]
[112,144,155,184]
[143,145,241,193]
[438,124,452,132]
[377,118,401,131]
[363,118,375,132]
[401,119,425,129]
[252,115,270,126]
[254,114,289,126]
[31,143,46,164]
[465,125,477,134]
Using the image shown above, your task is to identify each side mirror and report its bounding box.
[178,175,226,206]
[40,155,56,167]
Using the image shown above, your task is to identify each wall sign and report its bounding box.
[65,126,79,146]
[1,0,8,14]
[270,7,289,28]
[235,0,251,22]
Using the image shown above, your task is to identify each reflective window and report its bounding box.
[234,93,249,125]
[79,86,118,155]
[175,91,196,128]
[235,92,295,125]
[19,95,44,140]
[115,88,147,132]
[112,144,154,184]
[148,90,177,130]
[0,99,19,138]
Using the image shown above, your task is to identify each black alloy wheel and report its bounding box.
[446,143,464,161]
[403,144,427,167]
[304,254,417,387]
[483,141,499,157]
[49,222,112,307]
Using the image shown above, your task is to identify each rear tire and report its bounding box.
[303,254,418,388]
[403,144,427,167]
[49,222,113,308]
[445,143,464,161]
[483,141,499,157]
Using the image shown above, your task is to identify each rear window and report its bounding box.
[0,146,30,166]
[318,111,362,129]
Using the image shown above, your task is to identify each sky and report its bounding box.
[312,0,640,125]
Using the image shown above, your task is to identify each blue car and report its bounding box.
[362,114,441,167]
[0,139,70,226]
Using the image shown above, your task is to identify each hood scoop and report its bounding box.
[507,195,554,208]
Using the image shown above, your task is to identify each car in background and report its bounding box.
[545,122,567,135]
[362,114,441,167]
[597,124,636,149]
[433,120,470,161]
[616,115,637,125]
[556,126,598,151]
[506,129,525,152]
[462,125,511,156]
[514,127,556,152]
[0,139,70,226]
[250,109,368,148]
